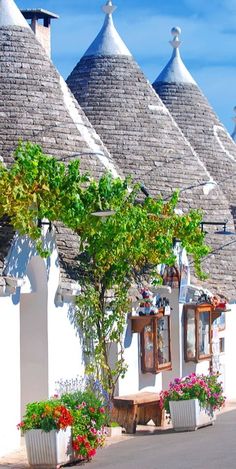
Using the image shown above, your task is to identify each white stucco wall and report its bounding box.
[19,238,84,401]
[0,233,84,457]
[162,289,182,391]
[119,288,180,396]
[47,244,84,397]
[224,304,236,401]
[20,256,49,416]
[0,295,21,457]
[1,229,236,459]
[119,288,235,399]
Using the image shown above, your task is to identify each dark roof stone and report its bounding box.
[0,25,120,293]
[154,80,236,227]
[67,54,236,298]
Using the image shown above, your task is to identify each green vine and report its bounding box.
[0,142,210,398]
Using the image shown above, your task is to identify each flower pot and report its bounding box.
[105,426,122,437]
[25,427,74,469]
[169,399,215,432]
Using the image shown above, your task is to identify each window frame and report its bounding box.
[184,303,212,363]
[140,312,172,374]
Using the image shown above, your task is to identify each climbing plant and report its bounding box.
[0,142,210,397]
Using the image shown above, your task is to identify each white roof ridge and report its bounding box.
[232,106,236,142]
[0,0,30,28]
[154,27,196,85]
[83,0,131,57]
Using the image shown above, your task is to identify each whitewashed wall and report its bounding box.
[0,233,84,457]
[20,256,48,416]
[224,304,236,401]
[119,288,236,399]
[118,288,178,395]
[0,230,236,459]
[47,245,84,397]
[0,296,21,457]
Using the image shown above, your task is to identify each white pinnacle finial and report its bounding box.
[170,26,181,49]
[102,0,117,15]
[84,0,131,57]
[0,0,30,28]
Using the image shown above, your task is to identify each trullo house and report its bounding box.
[66,0,236,414]
[0,0,121,457]
[0,0,236,457]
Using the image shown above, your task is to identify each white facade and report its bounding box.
[118,288,236,401]
[0,233,84,457]
[0,296,21,457]
[0,233,236,457]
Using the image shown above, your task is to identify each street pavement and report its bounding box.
[1,409,235,469]
[80,410,236,469]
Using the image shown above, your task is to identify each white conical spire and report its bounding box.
[84,0,131,57]
[0,0,29,28]
[232,106,236,142]
[154,27,196,85]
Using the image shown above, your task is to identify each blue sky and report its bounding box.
[17,0,236,133]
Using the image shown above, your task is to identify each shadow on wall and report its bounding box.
[139,372,156,390]
[2,232,55,304]
[4,233,55,280]
[124,315,132,349]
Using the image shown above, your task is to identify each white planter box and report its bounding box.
[25,427,73,469]
[105,426,122,437]
[170,399,215,431]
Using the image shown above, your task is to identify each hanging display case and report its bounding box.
[184,303,213,363]
[140,313,172,373]
[130,311,172,374]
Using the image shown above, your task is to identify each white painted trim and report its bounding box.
[59,76,120,178]
[213,124,236,163]
[0,0,30,28]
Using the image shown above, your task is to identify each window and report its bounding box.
[140,314,172,373]
[219,337,225,354]
[184,304,212,363]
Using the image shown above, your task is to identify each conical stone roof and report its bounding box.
[67,3,236,299]
[153,27,236,225]
[0,0,121,295]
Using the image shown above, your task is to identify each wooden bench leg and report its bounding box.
[153,406,165,427]
[124,404,138,433]
[111,404,138,434]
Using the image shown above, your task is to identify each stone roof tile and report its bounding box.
[153,28,236,228]
[0,16,121,293]
[67,40,236,298]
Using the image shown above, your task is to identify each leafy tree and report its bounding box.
[0,143,209,397]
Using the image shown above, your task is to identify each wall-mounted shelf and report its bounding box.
[130,310,165,333]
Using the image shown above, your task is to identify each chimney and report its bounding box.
[21,9,59,58]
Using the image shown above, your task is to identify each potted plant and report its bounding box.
[160,373,225,431]
[18,399,74,469]
[18,393,109,467]
[60,392,108,461]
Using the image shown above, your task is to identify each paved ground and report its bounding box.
[1,405,236,469]
[87,410,236,469]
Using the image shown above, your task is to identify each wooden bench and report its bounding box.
[112,392,165,434]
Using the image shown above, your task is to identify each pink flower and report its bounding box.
[90,428,97,435]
